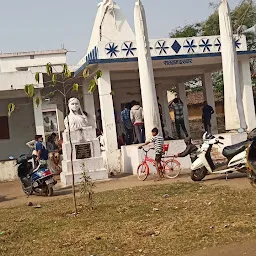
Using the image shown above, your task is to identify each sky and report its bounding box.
[0,0,243,65]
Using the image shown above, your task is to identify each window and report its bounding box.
[0,116,10,140]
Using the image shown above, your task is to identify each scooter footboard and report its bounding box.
[191,158,204,170]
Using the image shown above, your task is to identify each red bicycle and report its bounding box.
[137,144,181,181]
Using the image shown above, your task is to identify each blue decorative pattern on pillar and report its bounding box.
[235,39,241,49]
[122,42,137,56]
[199,39,212,52]
[155,40,169,55]
[105,43,119,57]
[183,39,197,53]
[171,40,181,54]
[214,38,221,52]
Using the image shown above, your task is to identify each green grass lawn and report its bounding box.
[1,183,256,256]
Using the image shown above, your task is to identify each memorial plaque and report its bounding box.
[75,143,92,159]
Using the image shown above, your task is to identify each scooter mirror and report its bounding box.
[218,136,224,140]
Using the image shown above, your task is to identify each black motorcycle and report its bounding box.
[17,154,57,196]
[246,129,256,187]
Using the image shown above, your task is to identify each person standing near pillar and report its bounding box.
[35,135,49,166]
[202,101,214,134]
[96,109,103,132]
[121,103,133,145]
[130,101,145,143]
[157,97,165,139]
[168,97,188,139]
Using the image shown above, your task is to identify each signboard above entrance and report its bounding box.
[163,59,192,66]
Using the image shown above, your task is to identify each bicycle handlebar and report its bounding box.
[142,147,154,153]
[140,147,176,158]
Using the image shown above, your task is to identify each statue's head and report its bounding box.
[68,98,80,113]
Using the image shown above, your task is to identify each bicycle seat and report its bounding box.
[163,144,169,153]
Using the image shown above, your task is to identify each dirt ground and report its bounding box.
[1,172,256,255]
[0,172,252,208]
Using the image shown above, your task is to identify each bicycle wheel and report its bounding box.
[137,163,149,181]
[164,159,181,179]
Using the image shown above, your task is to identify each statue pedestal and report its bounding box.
[60,127,108,186]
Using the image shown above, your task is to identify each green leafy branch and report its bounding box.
[8,62,102,114]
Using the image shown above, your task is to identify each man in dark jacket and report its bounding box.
[175,137,198,161]
[202,101,214,134]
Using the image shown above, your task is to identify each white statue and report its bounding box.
[64,98,88,131]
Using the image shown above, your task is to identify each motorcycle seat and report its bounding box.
[222,140,248,158]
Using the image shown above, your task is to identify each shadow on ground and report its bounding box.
[0,195,17,203]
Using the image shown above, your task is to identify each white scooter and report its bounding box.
[191,133,250,181]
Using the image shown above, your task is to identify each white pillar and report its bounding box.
[202,73,218,134]
[177,83,190,135]
[219,0,246,131]
[134,0,162,140]
[97,69,118,152]
[82,82,96,129]
[239,57,256,131]
[33,90,45,138]
[159,86,174,138]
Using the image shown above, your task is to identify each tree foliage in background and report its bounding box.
[170,0,256,93]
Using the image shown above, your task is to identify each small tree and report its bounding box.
[8,63,101,215]
[80,163,95,210]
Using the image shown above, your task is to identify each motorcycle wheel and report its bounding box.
[248,171,256,188]
[22,184,33,196]
[46,186,54,197]
[191,167,207,181]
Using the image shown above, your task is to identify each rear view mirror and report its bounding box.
[218,136,224,140]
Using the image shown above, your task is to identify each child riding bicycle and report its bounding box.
[139,127,164,181]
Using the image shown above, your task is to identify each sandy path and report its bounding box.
[0,172,252,208]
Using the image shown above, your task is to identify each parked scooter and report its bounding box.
[191,133,250,181]
[17,154,57,196]
[246,128,256,187]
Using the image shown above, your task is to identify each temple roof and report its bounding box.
[74,0,256,76]
[77,0,135,68]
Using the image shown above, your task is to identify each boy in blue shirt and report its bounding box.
[35,135,48,165]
